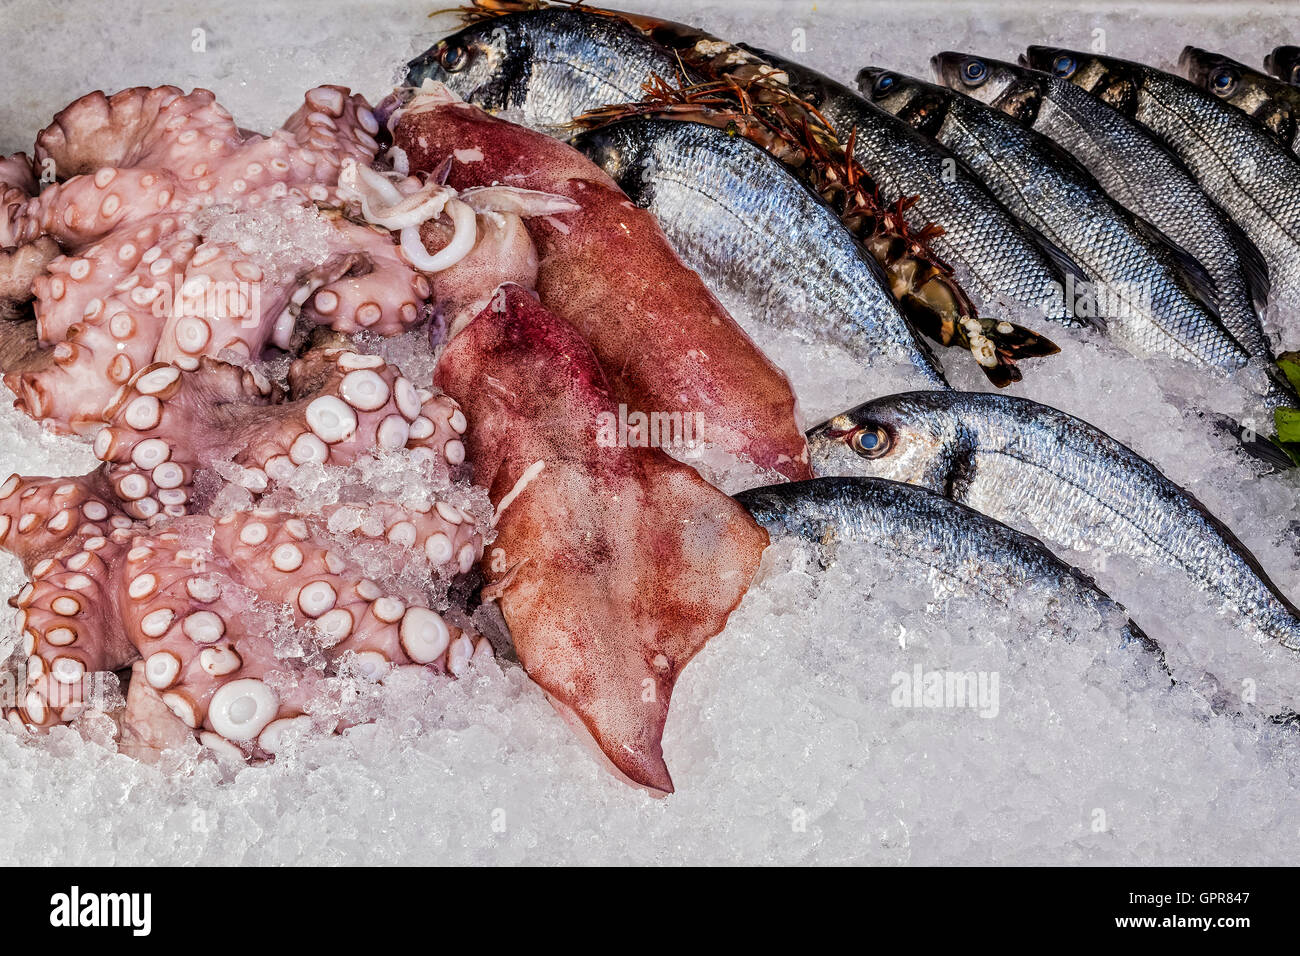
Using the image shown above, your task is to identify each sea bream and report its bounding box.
[406,5,689,130]
[736,477,1160,660]
[573,117,948,393]
[806,390,1300,655]
[931,52,1278,370]
[1025,46,1300,322]
[857,66,1250,373]
[743,48,1088,334]
[1181,46,1300,155]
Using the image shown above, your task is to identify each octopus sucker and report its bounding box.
[0,73,807,794]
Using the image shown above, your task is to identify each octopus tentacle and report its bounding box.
[21,168,186,248]
[0,153,38,248]
[12,506,488,748]
[303,221,432,336]
[0,237,59,320]
[280,86,381,176]
[95,359,270,517]
[34,87,242,182]
[0,473,126,570]
[94,348,466,515]
[13,533,135,728]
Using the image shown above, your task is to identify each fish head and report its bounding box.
[806,392,961,493]
[1265,45,1300,85]
[1182,46,1297,144]
[1024,46,1142,116]
[1180,47,1253,106]
[933,52,1045,124]
[406,17,520,111]
[857,67,953,136]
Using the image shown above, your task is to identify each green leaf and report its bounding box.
[1278,352,1300,396]
[1276,406,1300,445]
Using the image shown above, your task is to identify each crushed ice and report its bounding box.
[0,0,1298,864]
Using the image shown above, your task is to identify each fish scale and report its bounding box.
[936,53,1273,362]
[1027,47,1300,321]
[751,50,1085,332]
[574,117,948,390]
[806,390,1300,655]
[860,68,1249,371]
[736,476,1156,656]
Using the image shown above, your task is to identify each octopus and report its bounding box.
[0,81,782,792]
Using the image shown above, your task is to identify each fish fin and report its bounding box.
[1223,216,1273,309]
[942,449,977,501]
[1021,221,1089,288]
[1206,410,1297,470]
[1016,220,1102,330]
[1128,213,1223,318]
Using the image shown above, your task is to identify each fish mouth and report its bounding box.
[1178,46,1213,82]
[930,51,965,86]
[1022,45,1057,73]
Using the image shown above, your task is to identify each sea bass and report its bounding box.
[1025,46,1300,319]
[746,49,1086,333]
[858,66,1249,372]
[806,390,1300,653]
[932,52,1276,365]
[573,117,948,391]
[1182,46,1300,155]
[736,476,1156,656]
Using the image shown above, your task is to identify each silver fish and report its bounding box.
[1025,46,1300,320]
[406,6,686,130]
[573,118,948,389]
[934,51,1276,367]
[1182,46,1300,155]
[806,390,1300,653]
[858,66,1249,372]
[1265,45,1300,86]
[735,476,1157,655]
[746,49,1088,332]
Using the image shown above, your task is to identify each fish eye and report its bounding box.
[962,59,988,85]
[849,425,893,459]
[1051,54,1076,77]
[1210,68,1237,94]
[874,73,897,95]
[439,41,469,72]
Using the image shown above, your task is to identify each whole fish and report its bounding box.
[736,476,1157,656]
[1182,46,1300,154]
[409,2,1059,387]
[572,117,948,390]
[858,66,1249,372]
[806,390,1300,652]
[745,49,1088,333]
[932,51,1276,365]
[1024,46,1300,318]
[1265,45,1300,86]
[406,6,687,129]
